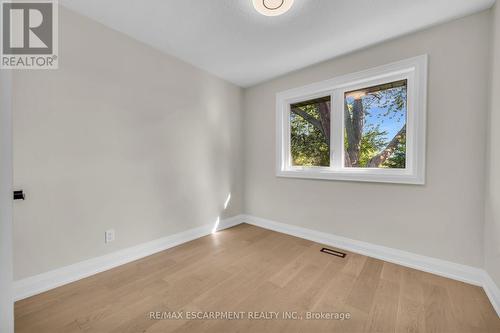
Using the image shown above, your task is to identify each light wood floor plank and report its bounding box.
[345,257,384,313]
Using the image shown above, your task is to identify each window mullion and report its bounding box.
[331,89,344,171]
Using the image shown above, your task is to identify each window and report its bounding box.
[344,80,407,169]
[276,55,427,184]
[290,96,331,167]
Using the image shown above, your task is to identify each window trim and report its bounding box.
[276,55,427,185]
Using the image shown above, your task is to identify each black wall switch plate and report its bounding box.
[13,190,25,200]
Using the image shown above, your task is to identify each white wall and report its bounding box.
[485,3,500,288]
[12,7,243,280]
[0,72,14,332]
[243,11,491,267]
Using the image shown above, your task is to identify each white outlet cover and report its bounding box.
[105,229,115,243]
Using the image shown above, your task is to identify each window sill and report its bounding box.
[277,168,425,185]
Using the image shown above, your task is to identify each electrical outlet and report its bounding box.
[105,229,115,243]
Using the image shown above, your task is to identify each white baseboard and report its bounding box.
[482,272,500,317]
[13,215,244,301]
[240,214,500,317]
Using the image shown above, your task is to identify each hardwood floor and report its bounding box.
[15,224,500,333]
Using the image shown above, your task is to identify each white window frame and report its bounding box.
[276,55,427,184]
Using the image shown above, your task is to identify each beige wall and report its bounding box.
[485,3,500,287]
[243,11,491,267]
[13,7,243,280]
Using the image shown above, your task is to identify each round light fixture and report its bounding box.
[253,0,294,16]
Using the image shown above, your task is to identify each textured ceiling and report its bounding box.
[61,0,495,87]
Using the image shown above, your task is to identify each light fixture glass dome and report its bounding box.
[253,0,294,16]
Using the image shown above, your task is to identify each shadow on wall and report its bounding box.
[121,71,240,239]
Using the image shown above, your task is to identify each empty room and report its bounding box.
[1,0,500,332]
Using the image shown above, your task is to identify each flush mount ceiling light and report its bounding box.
[253,0,294,16]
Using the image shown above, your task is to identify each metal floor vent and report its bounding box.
[320,247,346,258]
